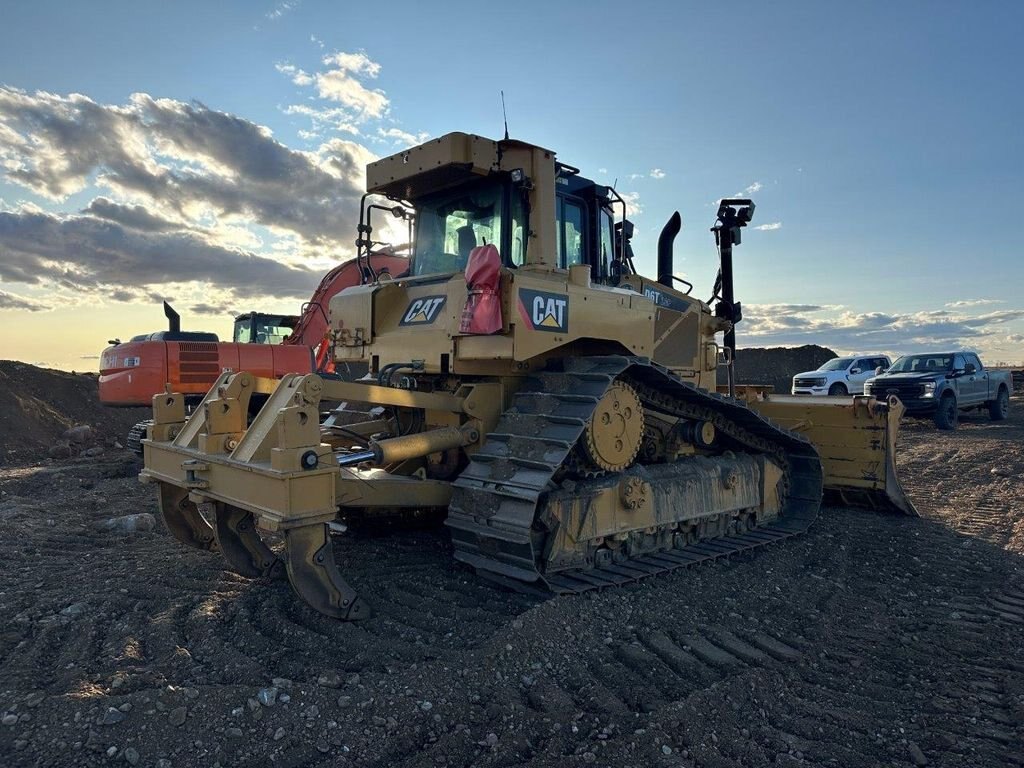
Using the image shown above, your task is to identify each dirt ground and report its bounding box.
[1,397,1023,768]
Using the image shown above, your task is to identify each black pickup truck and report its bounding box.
[864,351,1012,430]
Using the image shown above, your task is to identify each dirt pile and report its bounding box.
[0,361,150,463]
[717,344,837,393]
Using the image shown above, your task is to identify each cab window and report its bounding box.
[966,353,982,371]
[599,208,614,278]
[954,354,966,370]
[509,187,527,267]
[556,196,586,268]
[413,181,504,276]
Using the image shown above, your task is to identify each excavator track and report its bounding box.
[127,419,152,458]
[446,356,823,593]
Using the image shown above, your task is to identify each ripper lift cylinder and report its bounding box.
[336,425,478,467]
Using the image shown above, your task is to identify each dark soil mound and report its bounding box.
[718,344,837,393]
[0,360,150,463]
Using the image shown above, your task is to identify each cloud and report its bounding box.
[377,126,429,147]
[0,87,370,246]
[739,181,763,196]
[0,288,49,312]
[279,52,411,138]
[83,197,178,231]
[0,207,320,301]
[79,354,99,360]
[266,0,300,20]
[946,299,1004,308]
[190,302,236,316]
[737,303,1024,357]
[754,222,782,231]
[275,62,314,87]
[619,191,642,217]
[753,303,831,316]
[283,104,360,135]
[649,168,666,179]
[311,52,388,119]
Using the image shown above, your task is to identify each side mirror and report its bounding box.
[850,367,861,375]
[964,363,976,374]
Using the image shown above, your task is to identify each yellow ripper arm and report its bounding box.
[744,394,918,516]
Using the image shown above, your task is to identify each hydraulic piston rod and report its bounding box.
[336,425,479,467]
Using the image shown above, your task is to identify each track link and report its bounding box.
[127,419,152,458]
[446,355,822,592]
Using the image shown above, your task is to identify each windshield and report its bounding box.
[412,181,505,276]
[888,354,954,373]
[818,357,855,372]
[234,315,295,344]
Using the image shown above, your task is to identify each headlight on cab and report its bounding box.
[921,381,936,398]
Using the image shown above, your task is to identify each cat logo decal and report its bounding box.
[517,289,569,333]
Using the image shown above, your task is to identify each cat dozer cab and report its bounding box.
[140,132,915,619]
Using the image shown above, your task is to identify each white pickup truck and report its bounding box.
[791,354,892,396]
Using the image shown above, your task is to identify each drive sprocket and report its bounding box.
[581,380,644,472]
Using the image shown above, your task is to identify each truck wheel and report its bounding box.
[828,383,848,396]
[988,387,1009,421]
[934,394,958,430]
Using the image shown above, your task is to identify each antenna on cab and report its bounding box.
[500,90,510,140]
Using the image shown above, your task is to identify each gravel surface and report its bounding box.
[0,398,1022,767]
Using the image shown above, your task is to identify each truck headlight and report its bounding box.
[864,383,873,395]
[921,381,936,397]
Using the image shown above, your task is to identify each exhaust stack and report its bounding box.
[657,211,682,287]
[164,302,181,335]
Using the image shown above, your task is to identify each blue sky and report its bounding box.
[1,0,1023,369]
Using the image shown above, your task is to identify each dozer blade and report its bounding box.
[746,394,917,516]
[283,523,372,620]
[157,482,219,551]
[213,504,285,580]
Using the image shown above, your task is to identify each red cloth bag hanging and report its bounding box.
[459,244,503,334]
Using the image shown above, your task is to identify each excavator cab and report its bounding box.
[232,312,300,344]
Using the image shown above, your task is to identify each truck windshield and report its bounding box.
[888,354,954,373]
[412,180,505,276]
[818,357,855,371]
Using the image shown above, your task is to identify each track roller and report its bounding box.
[213,504,285,580]
[157,483,218,553]
[283,524,372,620]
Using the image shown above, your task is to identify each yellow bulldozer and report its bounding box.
[140,132,915,619]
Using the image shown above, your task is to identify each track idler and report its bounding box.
[213,504,285,580]
[283,523,371,620]
[157,483,218,553]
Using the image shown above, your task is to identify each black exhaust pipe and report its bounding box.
[657,211,682,287]
[163,301,180,334]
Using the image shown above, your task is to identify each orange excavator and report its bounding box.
[99,253,408,452]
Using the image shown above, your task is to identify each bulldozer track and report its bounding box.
[447,355,823,591]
